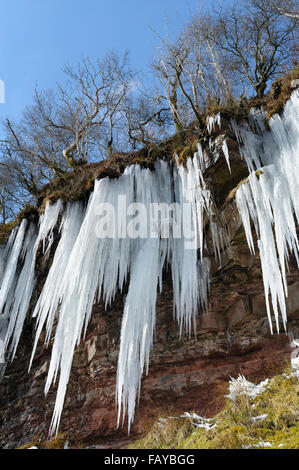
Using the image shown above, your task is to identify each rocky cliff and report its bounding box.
[0,91,298,449]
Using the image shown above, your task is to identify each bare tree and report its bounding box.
[152,27,212,132]
[151,43,187,132]
[123,91,171,149]
[0,160,29,223]
[61,52,134,161]
[185,14,236,104]
[266,0,299,20]
[0,51,138,223]
[208,0,297,98]
[151,11,246,132]
[1,51,134,178]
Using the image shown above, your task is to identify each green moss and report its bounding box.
[17,432,68,450]
[128,368,299,449]
[226,170,263,204]
[175,142,199,166]
[43,432,68,449]
[127,414,194,449]
[270,425,299,449]
[265,64,299,122]
[0,220,17,244]
[231,227,247,243]
[17,437,40,449]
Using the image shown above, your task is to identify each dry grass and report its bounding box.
[128,368,299,449]
[265,64,299,121]
[17,432,68,449]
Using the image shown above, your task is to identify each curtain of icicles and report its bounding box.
[0,90,298,436]
[233,89,299,333]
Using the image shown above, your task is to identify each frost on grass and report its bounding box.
[180,412,217,431]
[226,374,270,403]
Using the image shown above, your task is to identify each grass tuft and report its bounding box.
[128,367,299,449]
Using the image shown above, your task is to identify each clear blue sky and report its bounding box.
[0,0,218,124]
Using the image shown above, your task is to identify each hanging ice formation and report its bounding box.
[0,147,224,435]
[233,89,299,333]
[0,90,297,436]
[206,112,221,135]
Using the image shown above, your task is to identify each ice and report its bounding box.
[0,220,27,314]
[34,154,219,435]
[234,89,299,333]
[0,225,26,375]
[251,414,268,422]
[256,441,273,448]
[222,139,231,173]
[43,167,143,435]
[206,112,221,134]
[226,374,269,402]
[0,148,224,434]
[4,223,37,360]
[116,238,161,430]
[0,245,6,285]
[0,314,8,361]
[0,200,63,364]
[0,90,297,437]
[181,412,217,430]
[29,201,85,369]
[36,200,63,255]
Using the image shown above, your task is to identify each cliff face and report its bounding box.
[0,250,298,449]
[0,107,298,449]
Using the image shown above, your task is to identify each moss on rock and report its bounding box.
[128,367,299,449]
[17,432,68,449]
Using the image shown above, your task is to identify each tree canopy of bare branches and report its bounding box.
[207,0,297,98]
[0,0,297,223]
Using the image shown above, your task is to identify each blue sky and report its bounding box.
[0,0,215,124]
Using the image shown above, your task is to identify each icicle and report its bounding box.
[222,139,231,173]
[0,245,6,286]
[235,89,299,333]
[36,199,63,255]
[38,154,217,435]
[0,314,8,361]
[4,223,37,359]
[0,219,27,314]
[43,169,137,435]
[0,144,225,434]
[116,238,161,431]
[171,151,212,334]
[0,200,63,363]
[0,313,7,381]
[29,202,85,370]
[206,113,221,135]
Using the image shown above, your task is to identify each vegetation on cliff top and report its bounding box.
[0,0,297,225]
[128,367,299,449]
[0,60,297,247]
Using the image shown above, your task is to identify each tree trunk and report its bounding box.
[255,82,267,99]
